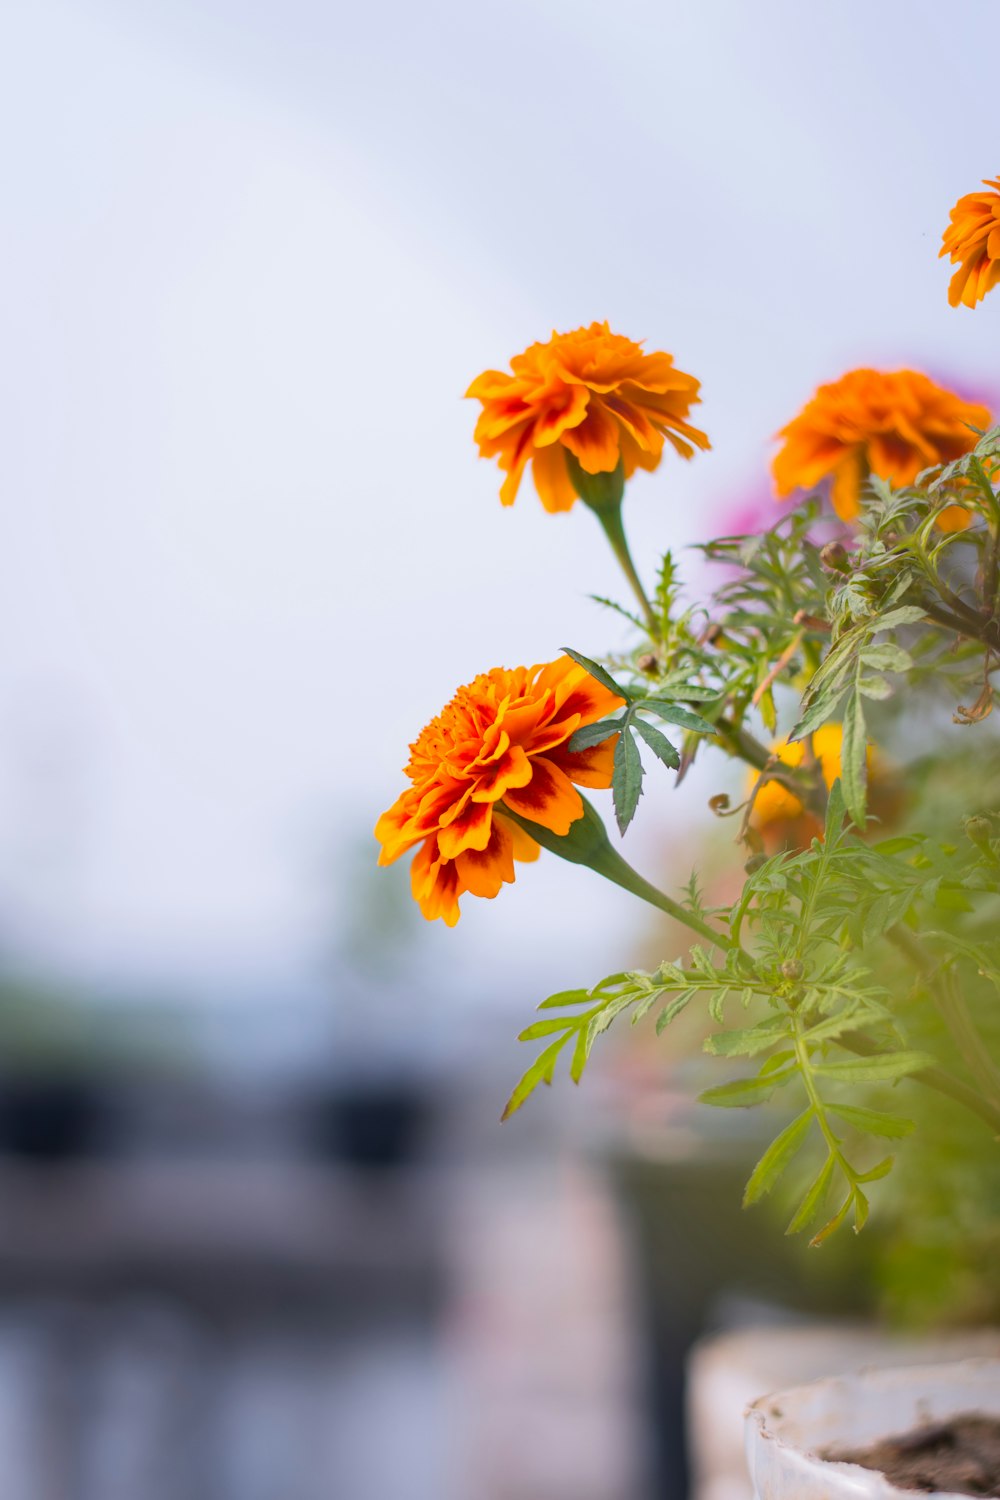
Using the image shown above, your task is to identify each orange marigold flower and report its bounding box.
[466,322,710,511]
[940,176,1000,309]
[375,656,623,925]
[748,725,899,853]
[772,368,990,523]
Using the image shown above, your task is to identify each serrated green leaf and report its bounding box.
[641,701,716,733]
[704,1017,790,1057]
[786,1154,835,1235]
[827,1104,914,1139]
[632,715,680,770]
[875,605,927,631]
[811,1050,932,1083]
[612,728,644,835]
[793,684,849,740]
[840,690,868,830]
[560,646,630,702]
[699,1069,794,1108]
[641,684,719,702]
[810,1190,854,1247]
[743,1109,814,1206]
[861,643,913,673]
[568,716,626,753]
[858,676,892,700]
[502,1035,570,1120]
[655,990,696,1033]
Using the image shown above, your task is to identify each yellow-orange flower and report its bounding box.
[772,368,990,524]
[748,725,899,852]
[940,176,1000,309]
[375,657,623,925]
[466,322,710,511]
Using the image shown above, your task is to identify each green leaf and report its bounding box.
[641,684,719,702]
[786,1154,835,1235]
[568,716,626,752]
[875,605,927,631]
[502,1035,571,1120]
[827,1103,914,1139]
[655,990,696,1033]
[810,1191,854,1247]
[569,1027,589,1084]
[794,685,849,740]
[861,643,913,673]
[632,716,680,770]
[560,647,630,702]
[699,1070,794,1108]
[517,1017,579,1042]
[852,1187,870,1234]
[811,1050,933,1084]
[612,728,644,835]
[704,1016,789,1057]
[743,1109,814,1206]
[856,1155,895,1184]
[641,700,716,733]
[537,988,593,1010]
[840,690,868,830]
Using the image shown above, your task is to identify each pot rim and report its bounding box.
[746,1356,1000,1500]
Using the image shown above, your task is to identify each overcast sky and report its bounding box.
[1,0,997,1002]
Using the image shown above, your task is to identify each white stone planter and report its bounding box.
[745,1357,1000,1499]
[688,1325,1000,1500]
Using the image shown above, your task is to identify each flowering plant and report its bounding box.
[378,194,1000,1269]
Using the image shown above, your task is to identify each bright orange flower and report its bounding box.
[748,725,900,852]
[375,656,623,925]
[772,368,990,523]
[940,176,1000,309]
[466,322,709,511]
[750,725,854,842]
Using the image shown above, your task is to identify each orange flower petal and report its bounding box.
[773,368,991,524]
[560,397,621,475]
[546,736,617,788]
[530,444,579,513]
[501,755,583,835]
[466,325,707,509]
[454,816,516,898]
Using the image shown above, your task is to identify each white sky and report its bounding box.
[0,0,997,1001]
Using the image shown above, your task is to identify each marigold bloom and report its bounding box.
[375,657,623,925]
[749,725,898,852]
[940,176,1000,309]
[466,322,710,511]
[773,368,990,524]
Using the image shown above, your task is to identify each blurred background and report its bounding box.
[0,1,998,1495]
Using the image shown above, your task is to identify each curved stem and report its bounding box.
[500,798,732,951]
[586,838,734,949]
[591,503,659,637]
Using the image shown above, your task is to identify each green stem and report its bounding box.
[714,717,777,773]
[588,493,780,777]
[586,837,735,949]
[591,502,659,637]
[501,798,732,951]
